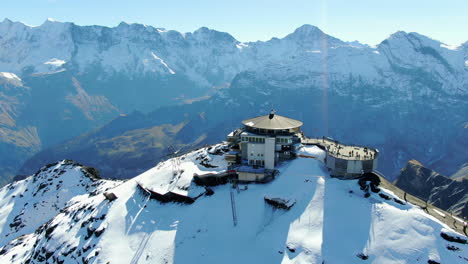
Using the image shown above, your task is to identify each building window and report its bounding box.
[277,138,287,143]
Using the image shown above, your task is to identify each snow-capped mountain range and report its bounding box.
[0,144,466,263]
[1,19,465,95]
[0,18,466,185]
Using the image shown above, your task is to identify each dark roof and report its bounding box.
[242,114,303,130]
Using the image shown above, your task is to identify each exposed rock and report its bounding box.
[395,160,468,217]
[264,196,296,210]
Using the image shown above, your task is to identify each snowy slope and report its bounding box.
[0,144,466,264]
[0,160,121,247]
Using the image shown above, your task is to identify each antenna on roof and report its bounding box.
[269,109,276,119]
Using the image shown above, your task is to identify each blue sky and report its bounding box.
[1,0,467,45]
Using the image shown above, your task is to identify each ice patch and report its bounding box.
[44,58,66,67]
[151,52,176,74]
[236,43,248,50]
[440,43,459,50]
[0,72,21,81]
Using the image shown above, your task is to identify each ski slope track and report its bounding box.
[0,144,466,264]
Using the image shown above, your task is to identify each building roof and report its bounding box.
[242,114,303,130]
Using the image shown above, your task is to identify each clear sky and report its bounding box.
[1,0,467,45]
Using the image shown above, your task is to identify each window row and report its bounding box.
[250,153,264,157]
[248,160,265,166]
[241,136,292,144]
[241,136,265,143]
[276,137,292,144]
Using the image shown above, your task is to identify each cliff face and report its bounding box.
[395,160,468,217]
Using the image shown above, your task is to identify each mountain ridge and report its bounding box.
[394,159,467,217]
[0,18,466,185]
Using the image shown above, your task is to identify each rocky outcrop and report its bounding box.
[395,160,467,217]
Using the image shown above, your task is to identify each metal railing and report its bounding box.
[303,137,377,161]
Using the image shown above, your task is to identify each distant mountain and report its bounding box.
[395,160,467,217]
[0,19,467,184]
[19,112,210,180]
[1,146,467,263]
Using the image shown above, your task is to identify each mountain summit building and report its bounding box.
[240,111,302,168]
[226,111,379,182]
[226,111,303,182]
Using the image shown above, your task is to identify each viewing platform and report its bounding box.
[302,136,379,179]
[302,137,377,161]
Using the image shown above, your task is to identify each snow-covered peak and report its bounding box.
[0,160,120,247]
[375,29,466,95]
[0,18,28,34]
[385,30,408,39]
[116,21,129,28]
[380,30,445,49]
[44,17,57,23]
[289,24,325,36]
[1,18,13,25]
[39,18,72,31]
[284,24,344,47]
[190,26,237,43]
[0,145,466,263]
